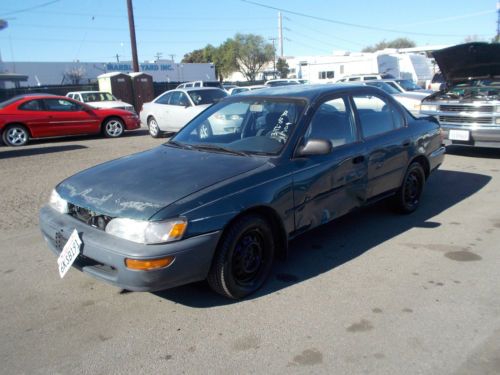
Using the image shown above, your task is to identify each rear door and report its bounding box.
[351,92,410,199]
[292,95,367,233]
[150,91,173,129]
[43,98,100,136]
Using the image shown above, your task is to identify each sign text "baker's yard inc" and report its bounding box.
[106,63,174,71]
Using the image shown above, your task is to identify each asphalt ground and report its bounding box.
[1,130,499,374]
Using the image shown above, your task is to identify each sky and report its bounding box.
[0,0,497,63]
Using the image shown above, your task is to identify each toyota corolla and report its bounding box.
[40,84,445,299]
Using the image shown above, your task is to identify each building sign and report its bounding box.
[106,63,174,71]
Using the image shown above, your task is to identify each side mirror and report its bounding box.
[296,138,332,157]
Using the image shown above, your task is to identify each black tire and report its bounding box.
[147,116,162,138]
[2,124,29,147]
[393,162,426,214]
[207,214,275,299]
[198,121,213,140]
[102,117,125,138]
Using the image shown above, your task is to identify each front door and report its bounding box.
[292,96,367,234]
[43,98,100,136]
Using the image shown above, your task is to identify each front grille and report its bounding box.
[68,203,112,230]
[438,115,493,125]
[439,105,494,113]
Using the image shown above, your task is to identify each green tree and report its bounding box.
[276,57,289,78]
[362,38,416,52]
[233,33,275,82]
[182,49,205,63]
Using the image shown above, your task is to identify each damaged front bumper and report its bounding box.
[39,205,221,292]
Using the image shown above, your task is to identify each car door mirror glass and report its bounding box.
[297,139,332,157]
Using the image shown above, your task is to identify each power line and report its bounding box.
[0,0,59,17]
[241,0,487,38]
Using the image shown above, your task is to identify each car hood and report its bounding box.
[88,101,132,109]
[56,145,268,220]
[394,92,429,100]
[433,42,500,83]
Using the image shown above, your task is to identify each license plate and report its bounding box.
[449,129,470,141]
[57,229,82,278]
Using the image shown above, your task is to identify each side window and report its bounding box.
[19,100,43,111]
[169,92,190,106]
[194,82,201,87]
[349,77,360,81]
[305,97,357,148]
[44,99,81,111]
[155,92,172,105]
[352,94,404,138]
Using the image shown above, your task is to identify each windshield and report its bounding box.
[171,98,305,155]
[365,81,400,95]
[81,92,114,102]
[188,89,227,105]
[397,80,422,91]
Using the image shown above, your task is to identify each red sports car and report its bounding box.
[0,94,141,146]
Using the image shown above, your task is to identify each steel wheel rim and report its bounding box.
[7,128,27,145]
[106,120,123,137]
[232,229,266,286]
[149,119,159,136]
[404,171,421,207]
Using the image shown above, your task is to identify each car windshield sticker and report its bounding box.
[270,110,293,143]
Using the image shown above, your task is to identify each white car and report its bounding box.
[228,85,266,95]
[66,91,135,112]
[363,81,427,116]
[140,87,227,138]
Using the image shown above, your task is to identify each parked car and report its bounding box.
[66,91,135,112]
[228,85,266,95]
[420,42,500,148]
[335,73,394,83]
[223,84,238,92]
[426,72,446,91]
[176,81,224,89]
[265,79,308,87]
[140,87,227,138]
[378,79,432,94]
[40,84,444,299]
[358,81,426,116]
[0,94,140,146]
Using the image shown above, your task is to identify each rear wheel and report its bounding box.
[103,118,124,138]
[2,124,29,147]
[394,162,425,214]
[147,116,161,138]
[207,215,275,299]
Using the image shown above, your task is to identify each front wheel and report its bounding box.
[207,215,275,299]
[393,162,425,214]
[147,117,161,138]
[2,125,29,147]
[103,118,124,138]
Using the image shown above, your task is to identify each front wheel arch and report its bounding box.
[101,116,125,136]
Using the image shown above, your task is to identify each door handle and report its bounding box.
[402,139,411,147]
[352,155,365,164]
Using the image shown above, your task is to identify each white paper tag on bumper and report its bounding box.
[57,229,82,278]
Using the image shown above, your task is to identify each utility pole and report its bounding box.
[115,54,120,63]
[496,0,500,42]
[269,38,277,78]
[126,0,139,72]
[278,11,283,57]
[154,52,162,61]
[169,54,176,62]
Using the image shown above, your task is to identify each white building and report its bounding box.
[0,60,216,88]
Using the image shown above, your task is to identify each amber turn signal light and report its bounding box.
[125,256,175,271]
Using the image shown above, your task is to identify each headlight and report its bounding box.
[105,217,187,244]
[495,106,500,113]
[49,189,68,214]
[420,104,437,112]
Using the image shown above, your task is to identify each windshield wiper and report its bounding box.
[191,144,248,156]
[166,140,192,150]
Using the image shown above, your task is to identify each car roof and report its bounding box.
[175,87,225,92]
[68,91,109,94]
[231,83,380,101]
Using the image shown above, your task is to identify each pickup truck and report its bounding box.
[420,43,500,148]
